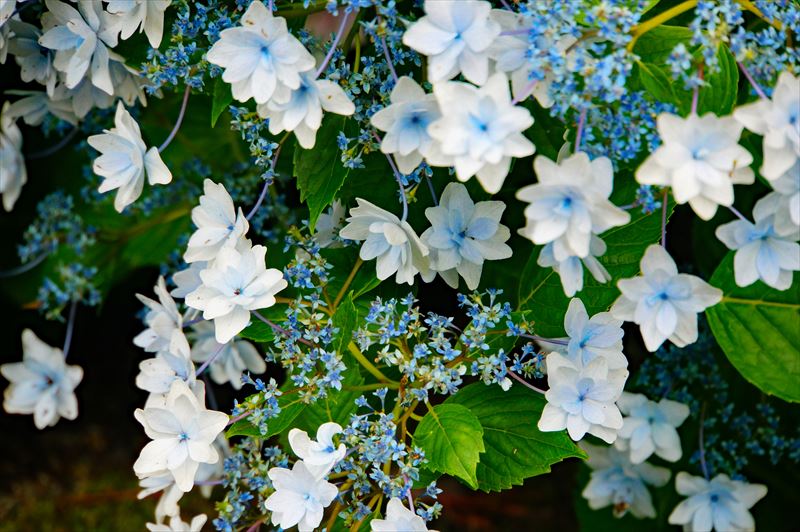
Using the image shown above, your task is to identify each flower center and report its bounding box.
[179,432,189,442]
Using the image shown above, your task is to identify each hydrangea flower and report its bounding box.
[764,162,800,237]
[538,352,627,443]
[314,199,346,248]
[5,90,77,127]
[106,0,170,48]
[146,513,207,532]
[134,276,185,353]
[370,76,445,174]
[88,102,172,213]
[1,329,83,430]
[560,298,627,371]
[186,243,287,343]
[0,101,26,211]
[264,461,338,532]
[206,0,314,105]
[615,392,690,464]
[402,0,500,85]
[668,472,767,532]
[715,195,800,290]
[538,236,612,297]
[257,70,355,149]
[136,331,195,396]
[184,179,249,263]
[189,321,265,390]
[339,198,429,285]
[38,0,118,94]
[517,152,630,258]
[636,113,755,220]
[420,182,512,290]
[288,422,346,478]
[0,1,21,28]
[581,442,671,519]
[611,245,723,352]
[133,380,228,492]
[6,19,58,94]
[734,71,799,181]
[371,497,435,532]
[428,73,535,193]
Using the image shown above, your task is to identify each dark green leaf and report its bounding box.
[633,25,692,64]
[706,253,800,402]
[211,78,233,127]
[413,403,485,489]
[447,383,585,492]
[332,292,358,361]
[289,366,365,433]
[638,62,678,106]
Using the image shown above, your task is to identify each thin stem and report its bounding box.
[347,341,397,384]
[728,205,749,222]
[372,132,409,221]
[315,10,354,78]
[226,411,249,426]
[252,310,314,346]
[0,251,50,278]
[405,484,414,511]
[510,78,538,105]
[158,85,191,152]
[425,176,439,206]
[508,370,547,394]
[661,188,668,247]
[26,128,79,159]
[379,31,398,83]
[698,402,710,479]
[737,61,768,100]
[344,382,401,391]
[499,0,514,10]
[627,0,699,52]
[690,63,704,115]
[500,28,531,36]
[246,134,288,221]
[332,257,363,309]
[574,107,587,152]
[194,479,224,487]
[520,333,568,346]
[195,342,227,377]
[62,300,78,359]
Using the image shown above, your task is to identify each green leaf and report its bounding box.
[706,253,800,402]
[323,247,381,302]
[518,182,673,337]
[289,366,364,434]
[447,383,585,492]
[332,292,358,361]
[633,25,692,64]
[413,403,485,489]
[211,78,233,127]
[226,395,307,439]
[695,44,739,116]
[294,115,349,232]
[239,306,287,343]
[638,62,678,106]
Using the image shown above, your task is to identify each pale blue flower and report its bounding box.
[616,392,690,464]
[669,472,767,532]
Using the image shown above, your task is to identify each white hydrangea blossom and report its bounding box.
[538,235,612,297]
[402,0,500,85]
[668,472,767,532]
[615,392,690,464]
[339,198,430,285]
[581,442,671,519]
[1,329,83,430]
[636,112,755,220]
[559,298,628,371]
[538,352,627,443]
[7,19,58,94]
[764,161,800,236]
[184,179,249,263]
[206,0,315,105]
[257,70,355,149]
[371,497,437,532]
[314,199,346,248]
[734,71,799,181]
[146,514,207,532]
[186,243,288,343]
[88,102,172,212]
[288,422,346,478]
[0,1,22,29]
[38,0,118,94]
[715,195,800,290]
[611,245,722,352]
[171,262,206,299]
[420,182,512,290]
[136,331,196,397]
[369,75,445,175]
[5,90,78,127]
[0,101,26,211]
[517,152,630,259]
[133,380,228,492]
[428,73,535,193]
[134,276,186,353]
[106,0,171,48]
[264,461,338,532]
[189,321,265,390]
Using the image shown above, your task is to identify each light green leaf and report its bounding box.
[695,44,739,116]
[294,115,349,232]
[638,62,678,106]
[447,383,585,492]
[413,403,485,489]
[633,25,692,64]
[332,292,359,363]
[289,366,364,433]
[706,253,800,402]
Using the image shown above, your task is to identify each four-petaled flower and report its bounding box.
[615,392,690,464]
[184,179,249,264]
[264,460,338,532]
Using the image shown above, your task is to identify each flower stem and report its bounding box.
[0,251,50,278]
[27,127,79,159]
[158,86,191,152]
[195,342,227,377]
[425,176,439,206]
[252,309,314,347]
[661,188,669,247]
[332,257,363,309]
[520,333,568,346]
[510,78,537,105]
[315,9,355,78]
[508,369,547,394]
[347,341,397,384]
[246,132,289,221]
[378,23,399,83]
[62,300,78,358]
[737,61,768,100]
[372,132,409,221]
[627,0,699,52]
[574,107,587,152]
[728,205,749,222]
[698,401,710,479]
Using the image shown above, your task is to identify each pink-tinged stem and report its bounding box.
[62,300,78,358]
[737,61,769,100]
[574,107,587,152]
[315,10,355,78]
[195,342,227,377]
[661,189,668,247]
[508,370,546,395]
[159,85,191,152]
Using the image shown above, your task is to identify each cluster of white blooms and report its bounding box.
[538,299,629,443]
[264,422,346,531]
[611,245,722,352]
[1,329,83,429]
[615,392,690,464]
